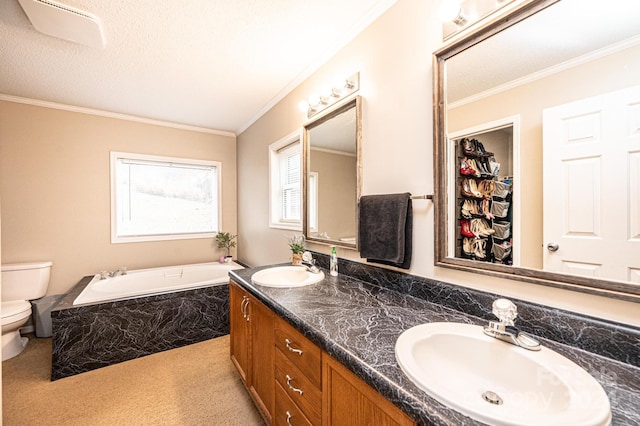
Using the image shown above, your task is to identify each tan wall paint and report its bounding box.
[237,0,639,326]
[310,150,356,241]
[0,101,237,296]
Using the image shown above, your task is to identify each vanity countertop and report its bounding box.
[230,265,640,426]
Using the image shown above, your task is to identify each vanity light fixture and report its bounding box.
[438,0,467,26]
[299,72,360,118]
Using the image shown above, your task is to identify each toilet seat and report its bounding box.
[1,300,32,325]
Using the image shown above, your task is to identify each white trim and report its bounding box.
[448,115,521,266]
[449,35,640,110]
[0,94,235,137]
[110,151,222,243]
[310,146,356,157]
[268,130,303,231]
[308,171,319,233]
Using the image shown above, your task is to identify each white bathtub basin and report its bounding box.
[395,322,611,426]
[251,266,324,288]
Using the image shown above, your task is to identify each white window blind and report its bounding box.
[279,144,300,222]
[268,131,302,230]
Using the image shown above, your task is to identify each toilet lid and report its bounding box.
[1,300,32,318]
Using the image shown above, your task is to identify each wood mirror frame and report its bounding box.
[303,96,362,249]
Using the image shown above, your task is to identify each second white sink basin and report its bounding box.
[395,322,611,426]
[251,266,324,288]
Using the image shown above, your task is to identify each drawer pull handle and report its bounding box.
[285,338,303,356]
[240,296,248,319]
[286,411,293,425]
[242,297,250,322]
[286,374,304,396]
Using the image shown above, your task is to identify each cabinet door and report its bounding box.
[322,354,415,426]
[229,282,249,383]
[249,294,275,424]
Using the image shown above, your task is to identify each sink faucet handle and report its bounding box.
[302,251,313,263]
[492,298,517,326]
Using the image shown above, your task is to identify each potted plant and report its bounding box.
[288,234,305,265]
[215,231,237,263]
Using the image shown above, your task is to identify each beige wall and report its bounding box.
[0,101,237,296]
[237,0,639,326]
[310,149,356,241]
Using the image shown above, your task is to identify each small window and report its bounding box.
[111,152,221,243]
[269,131,302,230]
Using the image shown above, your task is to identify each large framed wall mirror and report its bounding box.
[303,96,362,248]
[434,0,640,302]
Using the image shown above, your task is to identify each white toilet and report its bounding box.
[1,261,52,361]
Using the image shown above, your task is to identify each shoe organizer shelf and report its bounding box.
[456,137,513,264]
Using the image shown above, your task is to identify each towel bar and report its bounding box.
[410,194,433,200]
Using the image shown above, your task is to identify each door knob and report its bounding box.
[546,242,559,252]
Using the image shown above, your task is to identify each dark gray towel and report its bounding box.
[358,193,412,269]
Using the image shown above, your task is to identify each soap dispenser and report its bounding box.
[330,245,338,276]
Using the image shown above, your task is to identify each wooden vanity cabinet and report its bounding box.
[274,317,322,425]
[323,355,415,426]
[230,280,416,426]
[229,281,275,424]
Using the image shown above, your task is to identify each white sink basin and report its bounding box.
[395,322,611,426]
[251,266,324,288]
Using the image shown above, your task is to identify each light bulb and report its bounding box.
[332,76,347,90]
[438,0,463,22]
[319,85,332,98]
[298,100,309,112]
[308,93,320,106]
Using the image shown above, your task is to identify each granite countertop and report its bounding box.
[230,265,640,426]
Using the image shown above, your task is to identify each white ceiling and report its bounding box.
[0,0,396,134]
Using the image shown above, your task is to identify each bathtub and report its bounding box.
[73,261,243,305]
[52,261,243,380]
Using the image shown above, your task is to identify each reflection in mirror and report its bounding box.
[434,0,640,301]
[303,97,361,248]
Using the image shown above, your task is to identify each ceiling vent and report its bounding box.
[18,0,105,48]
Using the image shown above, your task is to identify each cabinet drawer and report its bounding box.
[275,349,321,425]
[275,382,314,426]
[275,319,321,387]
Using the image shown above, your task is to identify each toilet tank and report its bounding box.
[1,261,52,301]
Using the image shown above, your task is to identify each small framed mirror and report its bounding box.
[303,96,362,249]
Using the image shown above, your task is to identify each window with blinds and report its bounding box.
[269,131,302,230]
[279,144,300,222]
[110,152,221,243]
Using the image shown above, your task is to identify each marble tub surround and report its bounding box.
[231,266,640,425]
[308,251,640,368]
[51,277,230,380]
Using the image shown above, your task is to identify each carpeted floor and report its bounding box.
[2,334,264,425]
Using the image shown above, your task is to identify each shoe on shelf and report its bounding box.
[461,138,476,156]
[460,157,475,176]
[476,141,494,157]
[478,179,495,199]
[468,179,483,198]
[460,219,476,237]
[463,237,475,255]
[474,238,487,258]
[481,199,495,220]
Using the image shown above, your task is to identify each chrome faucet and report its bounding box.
[301,251,321,274]
[483,298,541,351]
[101,266,127,279]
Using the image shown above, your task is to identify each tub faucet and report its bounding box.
[108,267,127,278]
[301,251,321,274]
[483,298,541,351]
